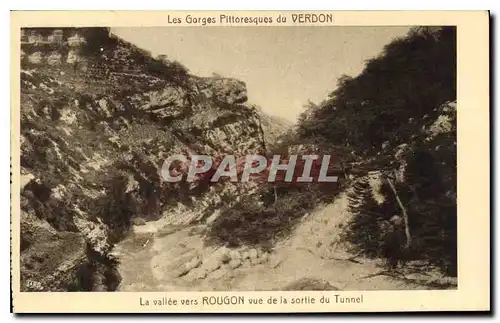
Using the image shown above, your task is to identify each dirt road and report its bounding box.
[113,193,456,291]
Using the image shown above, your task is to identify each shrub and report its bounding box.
[95,172,136,243]
[146,58,190,86]
[207,182,342,249]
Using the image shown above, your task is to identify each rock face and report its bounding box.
[252,105,293,147]
[20,209,86,291]
[205,76,248,105]
[19,27,268,292]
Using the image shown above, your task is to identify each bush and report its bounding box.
[146,58,190,86]
[207,182,341,248]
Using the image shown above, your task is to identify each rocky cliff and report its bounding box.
[19,27,270,291]
[252,105,292,147]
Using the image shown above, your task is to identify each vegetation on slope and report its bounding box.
[208,27,457,278]
[19,27,265,291]
[294,26,457,275]
[206,145,345,249]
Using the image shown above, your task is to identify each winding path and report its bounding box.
[113,193,456,291]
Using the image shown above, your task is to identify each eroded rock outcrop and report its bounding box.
[19,27,269,291]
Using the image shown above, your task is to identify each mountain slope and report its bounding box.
[19,27,267,291]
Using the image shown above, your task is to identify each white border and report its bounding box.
[3,2,496,322]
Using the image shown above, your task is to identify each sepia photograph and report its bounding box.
[10,10,489,313]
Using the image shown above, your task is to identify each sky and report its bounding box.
[111,26,411,123]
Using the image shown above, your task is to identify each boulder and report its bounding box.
[260,252,269,262]
[175,256,202,277]
[201,257,221,273]
[185,256,202,271]
[249,248,258,259]
[28,52,44,64]
[250,258,262,266]
[241,251,250,260]
[228,259,241,269]
[214,247,231,263]
[229,250,241,260]
[132,218,146,226]
[47,52,62,66]
[184,267,208,282]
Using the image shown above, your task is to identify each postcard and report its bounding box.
[10,10,490,313]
